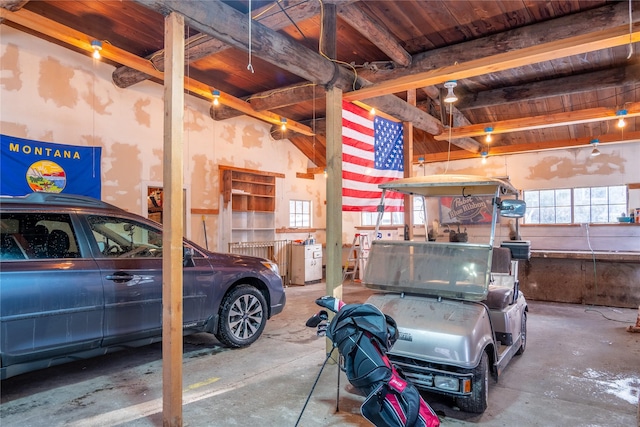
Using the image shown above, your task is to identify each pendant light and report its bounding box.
[443,81,458,103]
[590,139,601,157]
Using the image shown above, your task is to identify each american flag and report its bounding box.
[342,101,404,212]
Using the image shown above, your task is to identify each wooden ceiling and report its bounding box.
[1,0,639,169]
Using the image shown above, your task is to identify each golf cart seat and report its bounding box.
[483,248,515,310]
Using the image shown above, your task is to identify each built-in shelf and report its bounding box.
[220,166,282,245]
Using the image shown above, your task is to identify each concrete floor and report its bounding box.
[0,282,638,427]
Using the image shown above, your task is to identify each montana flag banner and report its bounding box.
[342,101,404,212]
[0,134,102,199]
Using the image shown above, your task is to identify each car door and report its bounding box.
[85,214,211,345]
[0,212,104,367]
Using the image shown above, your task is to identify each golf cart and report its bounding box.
[363,174,529,413]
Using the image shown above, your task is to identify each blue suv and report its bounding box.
[0,193,286,379]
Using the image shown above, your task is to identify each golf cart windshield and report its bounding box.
[364,175,522,301]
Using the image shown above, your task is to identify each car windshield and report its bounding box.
[364,175,518,301]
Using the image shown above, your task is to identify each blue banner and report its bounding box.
[1,134,101,199]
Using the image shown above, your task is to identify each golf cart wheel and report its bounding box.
[215,285,267,348]
[516,311,527,355]
[456,352,489,413]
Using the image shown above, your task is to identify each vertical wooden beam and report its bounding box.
[326,86,343,300]
[323,2,342,308]
[162,11,184,427]
[322,5,342,302]
[403,89,415,241]
[320,3,336,59]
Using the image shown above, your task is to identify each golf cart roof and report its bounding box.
[378,174,518,197]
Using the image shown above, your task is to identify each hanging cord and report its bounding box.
[442,103,454,175]
[627,0,634,60]
[247,0,255,73]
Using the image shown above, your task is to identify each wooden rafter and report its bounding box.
[433,102,640,141]
[344,24,640,102]
[0,7,315,136]
[419,131,640,163]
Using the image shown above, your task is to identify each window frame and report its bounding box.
[289,199,312,228]
[523,185,628,225]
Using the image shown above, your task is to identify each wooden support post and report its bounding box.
[404,89,415,241]
[162,11,184,427]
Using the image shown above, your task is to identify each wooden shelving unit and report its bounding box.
[222,169,276,212]
[219,166,283,244]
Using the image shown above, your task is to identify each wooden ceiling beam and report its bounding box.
[0,7,315,136]
[354,2,638,92]
[458,63,640,111]
[419,131,640,164]
[134,0,447,139]
[112,1,321,88]
[433,101,640,141]
[344,24,640,102]
[337,3,411,67]
[0,0,27,12]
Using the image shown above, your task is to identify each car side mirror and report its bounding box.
[499,199,526,218]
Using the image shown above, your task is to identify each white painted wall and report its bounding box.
[4,25,639,254]
[0,26,326,252]
[415,145,640,252]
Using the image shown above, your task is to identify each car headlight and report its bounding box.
[261,261,280,276]
[434,375,459,392]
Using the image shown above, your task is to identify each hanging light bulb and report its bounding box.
[484,126,493,143]
[590,138,601,157]
[443,81,458,103]
[280,117,287,131]
[616,109,627,128]
[211,89,221,106]
[369,107,376,116]
[90,40,103,59]
[481,150,488,164]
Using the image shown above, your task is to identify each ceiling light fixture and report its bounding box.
[90,40,103,59]
[211,89,221,106]
[484,126,493,143]
[280,117,287,131]
[481,150,488,164]
[616,109,627,128]
[370,107,376,116]
[443,80,458,103]
[590,138,601,157]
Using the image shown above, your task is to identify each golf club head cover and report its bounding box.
[305,310,328,327]
[315,296,345,313]
[316,323,327,337]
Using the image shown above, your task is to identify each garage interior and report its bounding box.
[1,0,639,426]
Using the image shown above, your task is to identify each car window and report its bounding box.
[87,215,163,258]
[0,212,79,260]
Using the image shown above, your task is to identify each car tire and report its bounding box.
[456,352,489,413]
[516,311,527,355]
[215,285,267,348]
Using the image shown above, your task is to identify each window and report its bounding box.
[360,197,425,226]
[0,213,79,260]
[413,196,425,225]
[524,185,627,224]
[289,200,311,227]
[361,211,405,226]
[88,215,163,258]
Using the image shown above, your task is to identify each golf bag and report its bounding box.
[314,296,440,427]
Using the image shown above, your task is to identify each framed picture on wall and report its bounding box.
[439,195,493,224]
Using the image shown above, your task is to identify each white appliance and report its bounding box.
[291,244,323,285]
